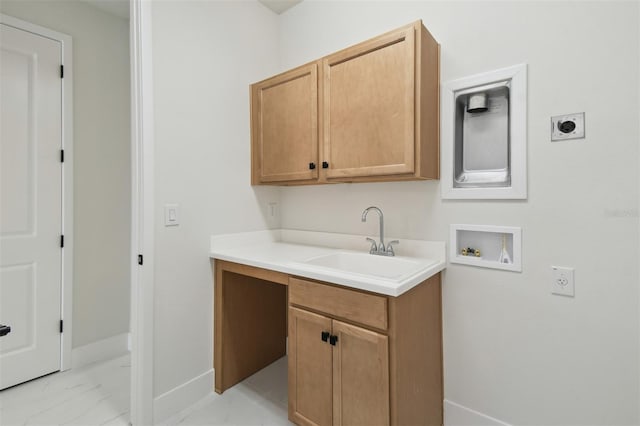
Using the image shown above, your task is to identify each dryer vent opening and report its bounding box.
[467,92,488,113]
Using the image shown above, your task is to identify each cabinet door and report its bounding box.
[251,64,319,184]
[289,307,333,426]
[323,26,415,179]
[332,320,390,426]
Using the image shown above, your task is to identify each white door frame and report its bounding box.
[0,13,74,373]
[129,0,155,424]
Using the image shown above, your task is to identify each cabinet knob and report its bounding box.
[322,161,329,169]
[329,335,338,346]
[0,324,11,337]
[309,162,316,170]
[321,331,330,342]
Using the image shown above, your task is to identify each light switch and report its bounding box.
[164,204,179,226]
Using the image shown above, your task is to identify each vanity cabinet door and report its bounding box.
[251,63,319,184]
[332,320,390,426]
[288,307,390,426]
[323,25,416,179]
[289,307,333,426]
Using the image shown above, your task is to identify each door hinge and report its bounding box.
[138,254,143,265]
[60,235,64,248]
[59,320,63,333]
[60,149,64,163]
[60,65,64,79]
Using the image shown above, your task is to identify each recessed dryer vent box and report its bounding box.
[450,224,522,272]
[442,64,527,199]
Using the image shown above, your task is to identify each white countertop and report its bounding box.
[209,229,446,297]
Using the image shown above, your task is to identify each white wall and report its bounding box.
[0,1,131,349]
[277,1,640,425]
[150,0,280,402]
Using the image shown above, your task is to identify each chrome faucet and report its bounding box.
[361,206,398,256]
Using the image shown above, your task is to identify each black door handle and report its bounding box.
[0,324,11,337]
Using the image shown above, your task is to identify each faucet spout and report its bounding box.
[361,206,385,251]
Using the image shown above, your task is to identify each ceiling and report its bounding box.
[258,0,303,14]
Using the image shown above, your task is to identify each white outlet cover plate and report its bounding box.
[551,112,585,141]
[551,266,575,297]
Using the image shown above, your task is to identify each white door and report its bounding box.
[0,23,63,390]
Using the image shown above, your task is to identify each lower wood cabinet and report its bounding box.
[289,307,390,426]
[212,260,442,426]
[288,308,334,426]
[288,276,442,426]
[332,320,389,426]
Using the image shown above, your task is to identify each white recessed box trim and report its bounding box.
[450,224,522,272]
[441,64,527,199]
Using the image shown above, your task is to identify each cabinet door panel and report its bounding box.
[289,307,332,426]
[324,27,415,179]
[332,320,390,426]
[252,64,318,183]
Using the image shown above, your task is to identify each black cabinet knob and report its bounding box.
[329,335,338,346]
[0,324,11,337]
[309,162,316,170]
[322,161,329,169]
[321,331,330,342]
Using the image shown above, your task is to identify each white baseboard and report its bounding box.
[444,400,512,426]
[71,332,130,369]
[153,369,214,423]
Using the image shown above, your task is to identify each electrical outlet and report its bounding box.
[551,266,575,297]
[268,202,277,218]
[551,112,585,141]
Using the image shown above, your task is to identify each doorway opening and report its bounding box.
[0,1,135,422]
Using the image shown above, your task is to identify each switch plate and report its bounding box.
[551,112,585,141]
[551,266,574,297]
[164,204,179,226]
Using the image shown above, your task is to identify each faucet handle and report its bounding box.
[365,237,378,254]
[386,240,399,256]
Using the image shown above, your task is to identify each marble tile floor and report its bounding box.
[0,354,291,426]
[160,356,292,426]
[0,354,131,426]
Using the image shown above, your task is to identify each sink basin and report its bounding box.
[301,251,435,280]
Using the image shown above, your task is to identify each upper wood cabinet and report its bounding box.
[323,25,416,179]
[251,63,319,184]
[250,20,439,185]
